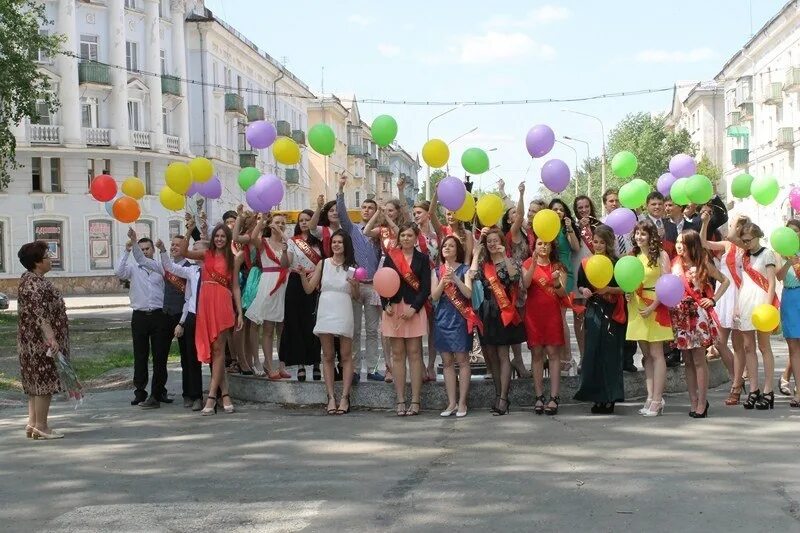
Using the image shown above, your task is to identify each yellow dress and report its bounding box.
[626,253,674,342]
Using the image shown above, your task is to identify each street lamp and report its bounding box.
[563,135,591,197]
[556,140,579,195]
[425,105,463,200]
[449,126,478,145]
[562,109,607,206]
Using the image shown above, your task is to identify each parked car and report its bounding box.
[0,292,8,310]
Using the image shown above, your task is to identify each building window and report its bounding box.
[144,162,151,194]
[80,97,98,128]
[126,41,139,71]
[103,159,111,174]
[127,100,141,131]
[33,220,63,271]
[87,159,96,189]
[132,160,139,179]
[134,220,152,240]
[124,0,137,9]
[355,191,361,206]
[162,107,169,134]
[160,49,167,74]
[80,34,98,61]
[168,219,182,238]
[37,30,51,64]
[34,101,51,125]
[31,157,42,192]
[88,219,113,270]
[0,220,5,272]
[50,158,61,193]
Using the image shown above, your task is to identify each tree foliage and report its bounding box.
[417,169,447,201]
[0,1,64,188]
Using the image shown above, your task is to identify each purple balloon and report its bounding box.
[656,172,677,197]
[246,121,278,149]
[526,124,555,158]
[246,184,271,212]
[259,173,284,207]
[604,207,637,236]
[437,176,467,210]
[197,176,222,199]
[669,154,696,179]
[541,159,570,193]
[655,273,685,308]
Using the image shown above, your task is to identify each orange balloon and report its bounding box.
[112,197,141,223]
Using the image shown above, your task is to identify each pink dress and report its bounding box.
[196,250,235,364]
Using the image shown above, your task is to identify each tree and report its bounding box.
[0,1,64,188]
[696,153,722,189]
[417,169,446,201]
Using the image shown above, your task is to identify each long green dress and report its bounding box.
[555,227,575,292]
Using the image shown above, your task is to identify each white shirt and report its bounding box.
[603,211,634,256]
[160,251,200,323]
[115,246,165,311]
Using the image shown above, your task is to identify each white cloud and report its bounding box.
[457,31,555,64]
[377,43,401,58]
[635,47,716,64]
[347,14,372,27]
[488,5,570,29]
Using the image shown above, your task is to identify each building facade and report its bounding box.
[306,95,349,202]
[665,81,725,173]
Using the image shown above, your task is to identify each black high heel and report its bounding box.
[297,367,306,382]
[544,395,560,415]
[691,401,710,418]
[492,397,510,416]
[743,389,761,410]
[533,394,546,415]
[490,395,501,413]
[312,366,321,381]
[755,391,774,410]
[336,395,351,415]
[326,395,337,415]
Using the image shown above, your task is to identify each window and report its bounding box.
[124,0,137,9]
[160,49,167,74]
[87,159,95,188]
[355,191,361,206]
[132,160,139,179]
[0,220,5,272]
[88,219,113,270]
[126,41,139,71]
[134,220,152,240]
[80,34,98,61]
[127,101,141,131]
[212,61,218,86]
[162,107,168,135]
[34,101,51,125]
[80,97,98,128]
[169,219,182,238]
[103,159,111,175]
[37,30,51,63]
[33,221,63,270]
[144,162,151,194]
[50,158,61,193]
[31,157,42,192]
[237,75,242,95]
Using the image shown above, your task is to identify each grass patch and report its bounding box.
[0,371,22,391]
[72,349,181,382]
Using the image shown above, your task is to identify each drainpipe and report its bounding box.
[196,22,207,157]
[272,68,285,175]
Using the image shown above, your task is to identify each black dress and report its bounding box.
[573,264,625,403]
[476,260,527,347]
[278,253,322,367]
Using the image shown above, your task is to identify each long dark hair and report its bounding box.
[294,209,322,247]
[631,220,662,268]
[262,212,285,238]
[573,195,599,225]
[209,223,235,274]
[533,235,561,266]
[592,224,618,262]
[330,229,356,268]
[549,198,579,236]
[786,219,800,233]
[318,200,337,227]
[678,229,709,285]
[501,207,515,234]
[440,234,466,264]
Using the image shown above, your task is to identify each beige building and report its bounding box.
[307,95,349,203]
[665,80,725,172]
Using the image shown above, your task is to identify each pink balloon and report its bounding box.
[604,208,637,236]
[656,172,677,197]
[789,187,800,211]
[354,267,368,282]
[541,159,570,193]
[526,124,555,158]
[655,273,685,308]
[437,176,467,211]
[374,267,400,298]
[669,154,696,179]
[246,121,277,149]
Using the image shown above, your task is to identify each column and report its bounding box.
[144,0,165,152]
[171,0,191,155]
[56,0,82,147]
[109,0,130,148]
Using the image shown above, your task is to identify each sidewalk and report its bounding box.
[6,294,130,312]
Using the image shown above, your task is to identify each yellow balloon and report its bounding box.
[121,177,145,200]
[159,186,185,211]
[422,139,449,168]
[165,162,192,195]
[454,194,476,222]
[188,157,214,183]
[752,303,780,332]
[532,209,560,243]
[273,136,301,165]
[585,255,614,289]
[476,194,504,227]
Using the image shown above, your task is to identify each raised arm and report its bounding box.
[564,218,580,252]
[309,194,325,233]
[336,175,356,235]
[363,205,382,238]
[114,242,133,280]
[156,240,194,279]
[128,227,163,273]
[429,188,443,234]
[699,210,729,252]
[463,231,474,263]
[510,182,525,237]
[250,214,267,251]
[181,219,206,261]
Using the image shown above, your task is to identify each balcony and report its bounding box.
[726,111,741,127]
[29,124,61,144]
[776,127,794,149]
[285,168,299,184]
[736,77,753,104]
[366,157,378,168]
[247,105,264,122]
[165,134,180,153]
[131,130,151,149]
[731,148,749,167]
[738,101,754,121]
[786,67,800,93]
[276,120,291,137]
[224,93,245,115]
[291,129,306,145]
[377,163,392,174]
[240,151,256,168]
[84,127,110,146]
[78,61,111,86]
[762,82,783,105]
[161,75,181,96]
[347,144,364,156]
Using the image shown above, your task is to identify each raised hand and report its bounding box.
[156,239,165,253]
[518,182,525,194]
[317,194,325,209]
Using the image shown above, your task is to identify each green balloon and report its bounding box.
[611,151,638,179]
[685,174,714,204]
[731,173,754,199]
[619,178,649,209]
[308,124,336,156]
[670,178,690,206]
[461,147,490,174]
[237,167,260,191]
[614,255,646,293]
[770,227,800,257]
[751,175,779,206]
[371,115,398,148]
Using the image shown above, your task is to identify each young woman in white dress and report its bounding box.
[301,229,360,415]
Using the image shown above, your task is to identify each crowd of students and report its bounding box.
[117,173,800,419]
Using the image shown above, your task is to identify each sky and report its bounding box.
[204,0,787,194]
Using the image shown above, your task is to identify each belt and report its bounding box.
[262,267,283,273]
[134,308,163,315]
[359,279,373,284]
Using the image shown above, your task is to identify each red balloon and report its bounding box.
[90,174,117,202]
[112,197,140,223]
[374,267,401,298]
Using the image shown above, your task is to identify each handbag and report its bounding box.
[471,279,485,310]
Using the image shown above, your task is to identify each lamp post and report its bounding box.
[556,140,579,195]
[425,105,462,200]
[448,126,478,145]
[563,135,591,197]
[562,109,606,205]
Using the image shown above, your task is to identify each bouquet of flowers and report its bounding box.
[49,349,84,408]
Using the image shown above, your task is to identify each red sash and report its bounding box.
[743,251,780,308]
[726,246,742,289]
[579,225,594,253]
[533,263,562,302]
[262,239,288,296]
[482,261,521,326]
[417,233,430,257]
[381,226,398,253]
[293,236,322,265]
[164,271,186,293]
[439,265,483,334]
[388,248,432,315]
[673,259,720,328]
[321,226,332,258]
[442,226,454,237]
[634,286,672,327]
[208,269,231,289]
[663,240,676,260]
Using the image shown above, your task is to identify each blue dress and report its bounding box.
[781,259,800,339]
[433,264,473,353]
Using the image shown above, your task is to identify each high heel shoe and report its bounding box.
[297,367,307,382]
[336,395,351,415]
[743,389,761,410]
[638,398,653,414]
[25,424,33,439]
[456,408,468,418]
[395,401,407,417]
[31,427,64,440]
[642,399,664,417]
[544,396,560,416]
[326,395,338,415]
[533,394,546,415]
[691,401,710,418]
[440,405,457,417]
[312,366,322,381]
[221,394,235,414]
[492,397,510,416]
[755,391,774,410]
[201,395,217,416]
[725,384,743,406]
[405,402,421,416]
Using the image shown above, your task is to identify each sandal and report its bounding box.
[780,377,793,396]
[312,366,321,381]
[789,398,800,408]
[405,402,420,416]
[395,401,407,417]
[335,395,351,415]
[533,394,546,415]
[297,368,306,382]
[226,362,241,374]
[492,397,510,416]
[326,395,338,415]
[742,389,760,410]
[725,384,743,406]
[544,395,560,416]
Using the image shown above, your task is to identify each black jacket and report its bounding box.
[380,249,431,312]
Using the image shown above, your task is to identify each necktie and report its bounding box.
[617,235,626,255]
[655,218,664,238]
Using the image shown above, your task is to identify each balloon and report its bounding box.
[245,120,277,149]
[790,187,800,211]
[525,124,555,158]
[371,115,398,147]
[422,139,449,168]
[770,227,800,257]
[197,175,222,199]
[165,162,192,194]
[246,184,271,212]
[454,194,475,222]
[273,136,301,165]
[685,174,714,205]
[354,267,368,282]
[669,153,696,179]
[532,209,560,243]
[540,159,570,193]
[437,176,467,211]
[118,177,143,200]
[670,178,690,206]
[752,303,780,332]
[751,175,779,206]
[261,173,285,207]
[186,181,199,197]
[307,123,336,156]
[238,167,261,191]
[605,207,637,236]
[731,173,754,199]
[159,186,185,211]
[611,151,638,179]
[374,267,401,298]
[585,255,614,289]
[614,256,645,293]
[104,194,121,218]
[476,194,504,227]
[188,157,214,183]
[461,148,489,175]
[90,174,117,202]
[655,273,685,308]
[619,178,649,209]
[656,172,677,197]
[112,196,140,223]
